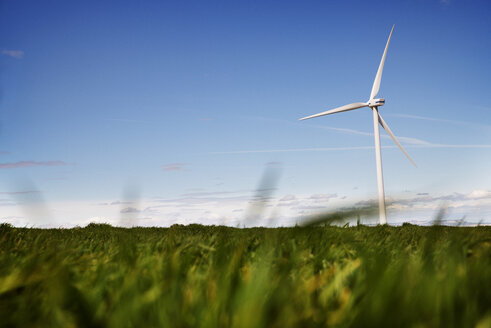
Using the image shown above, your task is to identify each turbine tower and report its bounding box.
[299,25,416,225]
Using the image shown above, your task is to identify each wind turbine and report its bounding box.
[299,25,416,225]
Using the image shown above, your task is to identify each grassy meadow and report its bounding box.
[0,222,490,327]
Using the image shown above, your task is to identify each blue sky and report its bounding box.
[1,0,491,227]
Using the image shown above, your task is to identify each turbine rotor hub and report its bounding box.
[368,98,385,107]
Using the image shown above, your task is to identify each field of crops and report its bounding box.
[0,222,490,327]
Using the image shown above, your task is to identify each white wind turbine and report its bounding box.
[299,25,416,225]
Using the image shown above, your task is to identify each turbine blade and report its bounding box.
[378,112,417,167]
[370,25,394,100]
[299,102,368,121]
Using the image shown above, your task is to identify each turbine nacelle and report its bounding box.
[368,98,385,107]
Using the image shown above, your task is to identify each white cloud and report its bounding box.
[211,146,375,154]
[211,143,491,155]
[280,194,296,201]
[214,115,491,155]
[385,190,491,212]
[0,160,68,169]
[162,163,187,171]
[389,114,464,126]
[120,207,140,213]
[294,205,327,210]
[465,190,491,200]
[0,191,39,195]
[2,50,24,59]
[309,193,337,201]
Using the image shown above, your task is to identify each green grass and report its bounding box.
[0,222,490,327]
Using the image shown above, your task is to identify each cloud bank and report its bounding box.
[2,189,490,228]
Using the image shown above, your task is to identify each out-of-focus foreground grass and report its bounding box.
[0,223,490,327]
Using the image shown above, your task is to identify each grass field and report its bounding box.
[0,222,490,327]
